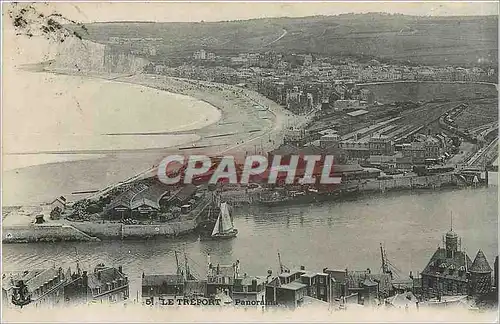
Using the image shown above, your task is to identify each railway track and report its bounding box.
[467,137,498,167]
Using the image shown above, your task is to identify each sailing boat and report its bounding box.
[204,202,238,240]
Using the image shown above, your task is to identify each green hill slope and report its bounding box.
[69,13,498,66]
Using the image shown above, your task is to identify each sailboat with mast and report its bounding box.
[202,202,238,240]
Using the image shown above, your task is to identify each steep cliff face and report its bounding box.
[52,37,149,74]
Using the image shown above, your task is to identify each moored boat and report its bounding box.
[258,187,359,207]
[200,202,238,240]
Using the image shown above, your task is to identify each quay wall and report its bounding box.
[2,224,100,243]
[222,174,461,204]
[359,174,458,192]
[70,222,122,238]
[122,220,197,238]
[69,197,209,239]
[2,198,210,243]
[221,189,263,205]
[69,219,198,240]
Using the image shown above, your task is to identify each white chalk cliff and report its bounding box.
[52,37,149,74]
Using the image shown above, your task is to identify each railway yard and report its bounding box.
[306,82,498,169]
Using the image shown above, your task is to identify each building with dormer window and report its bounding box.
[420,227,472,297]
[63,263,129,304]
[420,226,496,299]
[2,266,66,308]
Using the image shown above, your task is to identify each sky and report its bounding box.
[7,1,499,23]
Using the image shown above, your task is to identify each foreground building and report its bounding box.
[64,263,129,304]
[2,267,67,308]
[3,263,129,308]
[265,266,332,308]
[420,226,494,298]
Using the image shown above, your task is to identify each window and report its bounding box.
[320,287,325,295]
[319,277,325,284]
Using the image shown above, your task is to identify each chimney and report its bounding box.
[300,265,305,271]
[97,271,101,281]
[118,266,123,274]
[251,279,257,291]
[82,271,88,287]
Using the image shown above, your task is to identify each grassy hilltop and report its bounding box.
[69,13,498,66]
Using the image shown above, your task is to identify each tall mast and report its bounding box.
[184,252,190,280]
[380,243,387,274]
[450,211,453,231]
[464,247,467,272]
[277,252,289,273]
[219,210,224,233]
[175,251,181,276]
[278,252,283,274]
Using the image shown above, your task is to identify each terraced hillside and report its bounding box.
[454,98,498,131]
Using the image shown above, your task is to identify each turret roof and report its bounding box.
[446,229,458,238]
[470,250,492,273]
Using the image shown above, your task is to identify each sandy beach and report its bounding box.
[2,67,305,206]
[2,70,218,159]
[2,24,307,205]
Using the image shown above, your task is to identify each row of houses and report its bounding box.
[141,258,387,309]
[3,263,129,308]
[287,126,454,170]
[256,79,374,115]
[142,226,498,310]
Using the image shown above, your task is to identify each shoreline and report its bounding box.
[16,66,298,159]
[3,67,300,206]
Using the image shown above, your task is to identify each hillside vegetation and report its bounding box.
[70,13,498,66]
